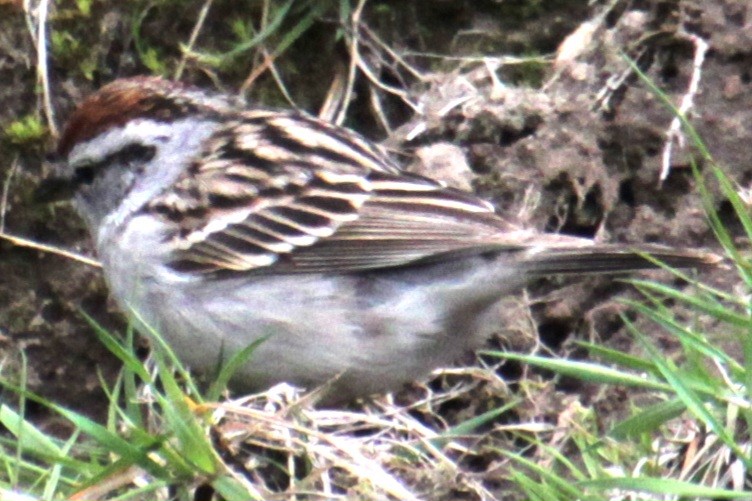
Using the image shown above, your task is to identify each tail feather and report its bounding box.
[519,244,721,276]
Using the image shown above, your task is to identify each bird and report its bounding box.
[38,76,718,403]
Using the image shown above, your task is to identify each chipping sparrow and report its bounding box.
[40,77,716,403]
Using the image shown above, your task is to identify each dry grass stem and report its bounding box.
[659,31,708,185]
[174,0,214,81]
[0,231,101,268]
[333,0,366,126]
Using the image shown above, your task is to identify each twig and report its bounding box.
[69,466,143,501]
[239,0,273,93]
[174,0,214,81]
[34,0,57,138]
[334,0,366,126]
[0,232,102,268]
[368,85,391,135]
[318,63,346,122]
[659,32,708,185]
[262,46,298,108]
[354,56,421,113]
[240,0,326,95]
[339,1,421,116]
[360,25,425,81]
[240,50,279,93]
[593,62,636,112]
[484,58,505,98]
[22,0,35,43]
[0,156,19,234]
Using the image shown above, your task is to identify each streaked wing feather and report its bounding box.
[166,168,519,273]
[276,194,519,272]
[155,111,523,276]
[155,109,714,276]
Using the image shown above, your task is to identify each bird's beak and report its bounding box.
[34,175,76,203]
[34,154,74,203]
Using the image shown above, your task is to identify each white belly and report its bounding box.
[97,214,521,403]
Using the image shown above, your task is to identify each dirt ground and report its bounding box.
[0,0,749,458]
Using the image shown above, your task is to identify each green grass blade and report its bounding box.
[628,280,749,327]
[713,164,752,250]
[581,477,752,498]
[486,352,671,391]
[263,1,326,65]
[206,336,268,402]
[212,475,259,501]
[190,0,295,64]
[625,297,744,374]
[0,405,62,460]
[502,450,584,498]
[576,342,658,373]
[443,398,518,438]
[127,307,203,399]
[609,399,686,439]
[626,318,751,468]
[80,311,150,382]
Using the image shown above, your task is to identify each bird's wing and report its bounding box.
[148,110,531,275]
[148,110,718,276]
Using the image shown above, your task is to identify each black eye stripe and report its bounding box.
[73,165,96,185]
[71,143,157,187]
[111,143,157,165]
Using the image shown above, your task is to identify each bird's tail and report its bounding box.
[518,243,721,276]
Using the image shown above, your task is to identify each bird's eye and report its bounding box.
[68,144,155,189]
[117,143,156,164]
[73,165,96,185]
